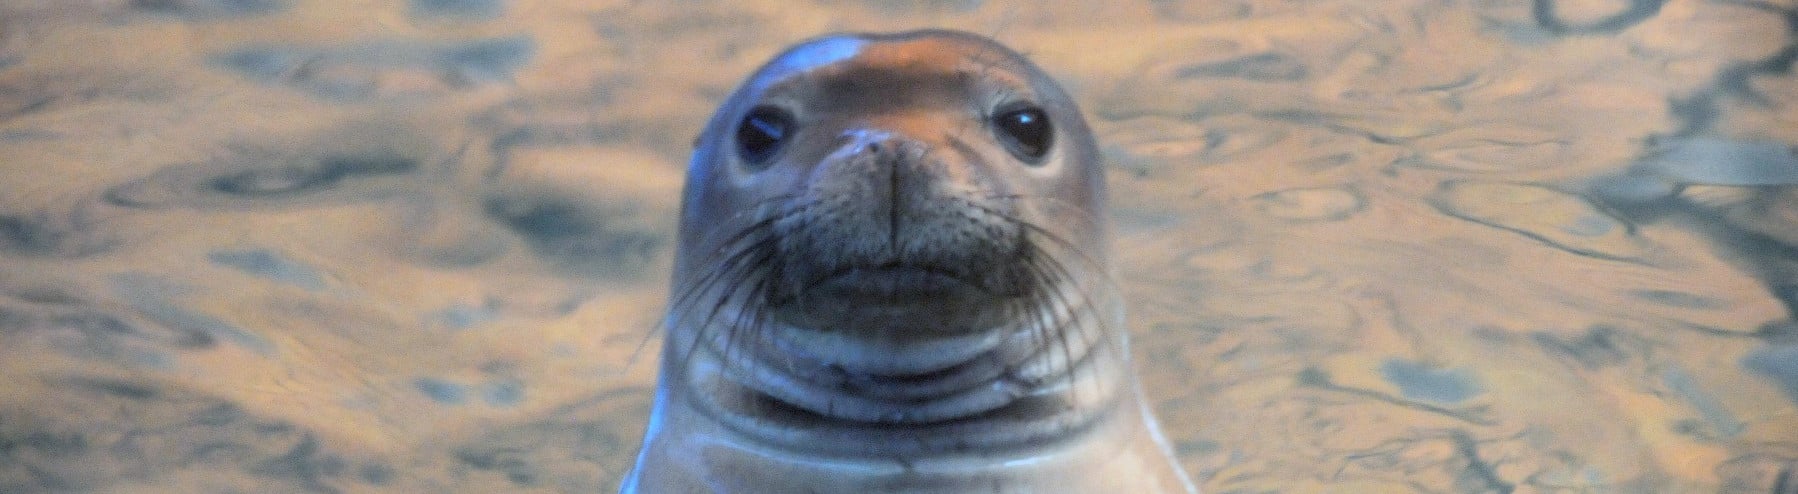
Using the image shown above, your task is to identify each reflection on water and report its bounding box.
[1,0,1795,492]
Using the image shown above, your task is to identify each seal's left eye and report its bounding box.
[992,105,1052,163]
[736,106,793,168]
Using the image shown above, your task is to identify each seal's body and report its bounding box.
[621,30,1197,494]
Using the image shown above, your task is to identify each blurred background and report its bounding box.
[1,0,1795,492]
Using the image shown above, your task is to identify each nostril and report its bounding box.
[867,141,884,155]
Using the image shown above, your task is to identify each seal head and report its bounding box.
[625,29,1196,493]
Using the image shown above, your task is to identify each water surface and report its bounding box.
[2,0,1796,492]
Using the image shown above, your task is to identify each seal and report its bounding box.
[621,30,1198,494]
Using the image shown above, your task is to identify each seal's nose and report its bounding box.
[839,128,906,162]
[835,128,929,248]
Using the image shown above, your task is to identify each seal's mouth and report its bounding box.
[769,260,1022,338]
[804,263,992,302]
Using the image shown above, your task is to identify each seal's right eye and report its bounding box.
[736,106,793,168]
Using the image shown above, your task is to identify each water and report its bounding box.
[1,1,1794,492]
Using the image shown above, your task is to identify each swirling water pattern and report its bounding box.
[1,1,1795,492]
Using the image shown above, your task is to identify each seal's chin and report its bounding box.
[772,319,1005,376]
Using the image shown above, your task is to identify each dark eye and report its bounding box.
[736,106,794,168]
[992,105,1052,163]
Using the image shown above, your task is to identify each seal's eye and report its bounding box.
[736,106,793,168]
[992,105,1053,163]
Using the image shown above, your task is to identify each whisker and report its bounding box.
[664,198,820,376]
[664,197,816,326]
[960,195,1123,300]
[678,248,772,376]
